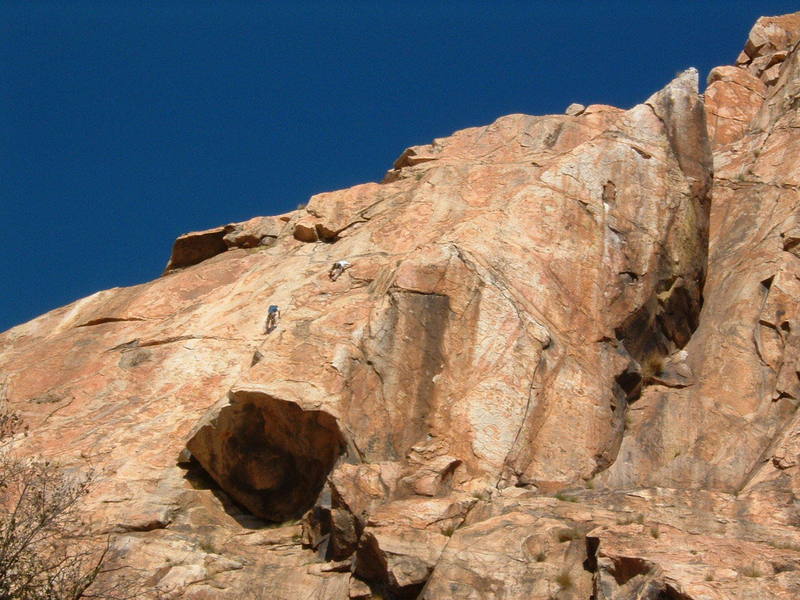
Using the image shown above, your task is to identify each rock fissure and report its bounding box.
[76,316,147,327]
[499,357,546,487]
[451,244,554,343]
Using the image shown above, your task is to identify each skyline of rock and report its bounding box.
[3,11,800,600]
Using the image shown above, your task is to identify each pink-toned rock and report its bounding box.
[0,67,712,597]
[565,102,585,116]
[222,215,287,248]
[165,214,291,272]
[737,13,800,84]
[600,12,800,506]
[705,66,766,147]
[292,182,386,242]
[424,487,800,599]
[6,12,800,600]
[164,225,230,271]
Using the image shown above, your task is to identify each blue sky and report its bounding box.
[1,1,798,332]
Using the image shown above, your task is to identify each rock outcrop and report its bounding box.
[2,12,800,600]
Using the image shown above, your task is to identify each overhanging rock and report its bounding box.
[186,387,346,522]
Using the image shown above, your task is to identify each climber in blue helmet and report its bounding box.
[265,304,280,333]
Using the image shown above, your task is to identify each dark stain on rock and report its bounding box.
[28,393,63,404]
[603,180,617,206]
[385,290,450,457]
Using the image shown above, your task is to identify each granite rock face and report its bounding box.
[601,11,800,495]
[2,13,800,600]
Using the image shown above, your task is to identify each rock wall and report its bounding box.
[2,12,800,600]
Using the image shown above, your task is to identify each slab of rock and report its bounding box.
[222,215,286,248]
[164,225,230,272]
[705,65,766,147]
[565,102,586,116]
[4,11,800,600]
[165,214,293,272]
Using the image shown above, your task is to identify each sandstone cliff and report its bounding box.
[2,13,800,600]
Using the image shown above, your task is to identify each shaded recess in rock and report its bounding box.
[612,273,703,411]
[304,489,362,562]
[614,361,643,404]
[186,390,346,522]
[584,535,599,573]
[164,226,231,272]
[77,316,146,327]
[180,456,269,529]
[615,276,701,363]
[314,223,341,243]
[658,585,693,600]
[353,531,430,600]
[293,221,343,244]
[608,555,654,586]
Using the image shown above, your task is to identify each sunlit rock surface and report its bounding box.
[2,12,800,600]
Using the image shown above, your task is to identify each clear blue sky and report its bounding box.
[1,1,797,332]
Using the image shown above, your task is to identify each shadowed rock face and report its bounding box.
[186,390,345,522]
[165,226,230,271]
[164,216,288,272]
[3,12,800,600]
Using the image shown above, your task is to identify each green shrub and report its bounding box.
[555,571,573,589]
[739,563,763,578]
[643,355,664,378]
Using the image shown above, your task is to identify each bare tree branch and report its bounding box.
[0,403,145,599]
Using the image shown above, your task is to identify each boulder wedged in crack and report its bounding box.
[186,387,346,522]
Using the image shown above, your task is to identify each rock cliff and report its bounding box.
[3,13,800,600]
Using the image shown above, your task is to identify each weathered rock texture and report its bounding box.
[2,13,800,600]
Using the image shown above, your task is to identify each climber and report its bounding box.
[329,260,352,281]
[265,304,280,333]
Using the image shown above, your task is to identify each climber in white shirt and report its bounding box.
[329,260,352,281]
